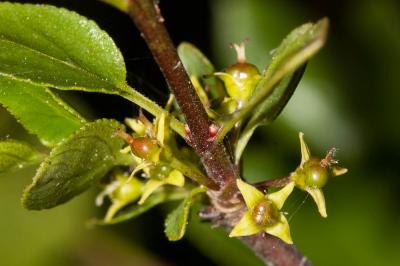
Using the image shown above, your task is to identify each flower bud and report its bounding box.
[149,163,173,181]
[112,177,143,204]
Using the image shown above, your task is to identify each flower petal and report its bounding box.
[236,179,265,209]
[95,180,120,206]
[306,187,327,218]
[214,72,241,99]
[265,213,293,244]
[125,118,146,136]
[104,200,125,222]
[126,161,152,183]
[120,145,131,154]
[332,166,348,176]
[156,112,166,146]
[229,212,260,237]
[165,94,175,112]
[299,132,311,166]
[165,169,185,187]
[268,181,295,209]
[138,179,164,205]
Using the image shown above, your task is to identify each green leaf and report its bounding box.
[22,119,132,210]
[0,3,127,94]
[178,42,215,77]
[178,42,224,100]
[255,18,329,107]
[0,3,187,139]
[266,18,328,76]
[217,18,328,141]
[0,76,85,147]
[164,187,206,241]
[99,0,129,12]
[92,188,187,225]
[0,140,43,174]
[248,66,306,128]
[235,66,306,162]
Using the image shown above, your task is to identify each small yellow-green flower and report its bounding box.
[121,113,186,205]
[96,174,143,222]
[229,179,295,244]
[138,163,185,204]
[118,110,208,206]
[291,132,348,217]
[214,42,261,107]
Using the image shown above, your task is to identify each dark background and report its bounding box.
[1,0,399,265]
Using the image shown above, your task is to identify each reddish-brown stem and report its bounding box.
[241,232,311,266]
[255,177,293,190]
[126,0,310,265]
[127,0,238,196]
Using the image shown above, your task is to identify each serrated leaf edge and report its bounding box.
[20,119,121,208]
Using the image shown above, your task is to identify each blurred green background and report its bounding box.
[1,0,399,265]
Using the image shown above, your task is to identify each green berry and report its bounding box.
[129,137,160,161]
[149,163,172,180]
[113,178,142,204]
[225,62,260,81]
[224,62,261,101]
[303,160,329,188]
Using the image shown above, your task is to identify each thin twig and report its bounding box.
[241,232,311,266]
[127,0,238,197]
[119,84,186,137]
[255,177,292,191]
